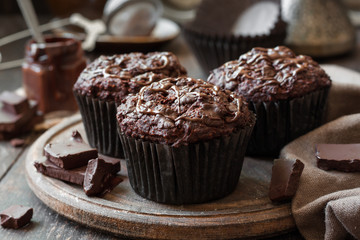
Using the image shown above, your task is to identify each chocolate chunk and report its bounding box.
[34,156,120,185]
[0,111,43,141]
[35,157,87,185]
[0,91,30,115]
[44,131,98,169]
[10,138,25,147]
[316,144,360,172]
[84,158,122,196]
[0,100,38,133]
[0,205,33,229]
[269,158,304,202]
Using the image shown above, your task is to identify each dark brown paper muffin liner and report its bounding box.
[183,27,286,74]
[246,87,330,156]
[119,124,254,204]
[74,92,124,158]
[182,0,286,73]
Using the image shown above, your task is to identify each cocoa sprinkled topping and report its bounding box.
[117,77,254,147]
[73,52,187,102]
[208,46,331,102]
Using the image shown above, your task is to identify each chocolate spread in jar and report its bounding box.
[22,36,87,113]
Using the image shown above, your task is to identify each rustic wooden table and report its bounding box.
[0,14,359,240]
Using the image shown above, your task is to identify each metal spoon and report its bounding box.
[17,0,44,44]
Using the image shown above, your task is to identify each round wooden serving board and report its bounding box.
[25,114,295,239]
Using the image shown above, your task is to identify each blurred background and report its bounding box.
[1,0,360,91]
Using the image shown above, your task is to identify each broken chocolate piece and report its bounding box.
[0,111,43,141]
[35,157,87,185]
[34,156,120,185]
[0,205,33,229]
[269,158,304,202]
[0,91,30,115]
[44,131,98,169]
[10,138,25,148]
[316,143,360,172]
[84,158,122,196]
[0,100,38,133]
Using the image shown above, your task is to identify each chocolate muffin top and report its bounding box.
[207,46,331,102]
[73,52,187,102]
[117,77,255,147]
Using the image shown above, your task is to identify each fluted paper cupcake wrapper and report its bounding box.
[183,28,286,74]
[182,0,286,73]
[246,87,330,157]
[119,125,254,205]
[74,92,124,158]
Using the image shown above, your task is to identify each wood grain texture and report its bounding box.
[0,141,23,180]
[25,114,296,240]
[0,148,119,240]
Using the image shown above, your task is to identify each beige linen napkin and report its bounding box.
[280,114,360,240]
[277,65,360,240]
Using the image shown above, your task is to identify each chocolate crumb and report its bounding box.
[71,130,83,142]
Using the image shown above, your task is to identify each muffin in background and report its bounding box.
[183,0,286,74]
[73,52,187,158]
[117,77,255,204]
[208,46,331,156]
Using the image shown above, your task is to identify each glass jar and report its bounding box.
[22,36,87,113]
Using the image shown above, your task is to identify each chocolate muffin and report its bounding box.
[73,52,187,158]
[208,46,331,156]
[117,77,255,204]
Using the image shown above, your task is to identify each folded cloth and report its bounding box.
[325,193,360,240]
[280,114,360,240]
[278,65,360,239]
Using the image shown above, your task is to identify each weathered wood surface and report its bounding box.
[0,148,119,240]
[0,141,24,180]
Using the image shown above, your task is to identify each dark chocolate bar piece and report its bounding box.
[269,158,304,202]
[34,156,120,185]
[0,91,30,115]
[0,112,43,141]
[0,205,33,229]
[316,143,360,172]
[44,131,98,169]
[34,157,87,185]
[0,100,38,132]
[84,158,122,196]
